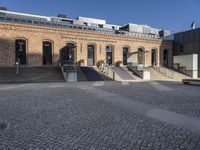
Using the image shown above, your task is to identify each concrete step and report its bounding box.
[144,67,169,80]
[0,67,65,83]
[154,67,190,80]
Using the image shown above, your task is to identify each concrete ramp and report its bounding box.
[110,67,135,80]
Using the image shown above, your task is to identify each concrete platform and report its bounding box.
[182,79,200,86]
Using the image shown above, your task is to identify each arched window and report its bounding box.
[123,47,129,65]
[106,45,113,65]
[151,49,157,66]
[60,43,76,65]
[15,39,27,65]
[138,47,145,65]
[87,44,96,66]
[43,41,53,65]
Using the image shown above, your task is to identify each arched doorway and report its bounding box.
[43,41,53,65]
[163,49,169,67]
[123,47,129,65]
[60,43,76,65]
[106,45,113,65]
[151,49,157,66]
[138,47,145,65]
[87,44,95,66]
[15,39,27,65]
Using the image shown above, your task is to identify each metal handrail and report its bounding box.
[16,58,20,74]
[98,63,115,80]
[155,65,174,79]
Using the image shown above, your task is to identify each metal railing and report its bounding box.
[153,65,174,79]
[0,15,160,39]
[98,63,115,80]
[16,58,20,74]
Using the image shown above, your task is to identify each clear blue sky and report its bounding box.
[0,0,199,33]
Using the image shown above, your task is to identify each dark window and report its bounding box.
[43,41,53,65]
[60,43,76,65]
[45,22,51,26]
[27,20,32,24]
[13,18,19,22]
[123,47,129,65]
[98,24,103,28]
[40,22,45,25]
[6,17,12,21]
[0,12,6,16]
[87,45,95,66]
[180,45,184,53]
[20,19,26,23]
[15,39,27,65]
[33,21,39,24]
[0,16,6,20]
[106,46,113,65]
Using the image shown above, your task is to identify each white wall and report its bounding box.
[174,54,198,78]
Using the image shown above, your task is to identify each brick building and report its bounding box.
[0,9,172,68]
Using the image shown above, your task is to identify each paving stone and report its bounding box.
[0,81,199,149]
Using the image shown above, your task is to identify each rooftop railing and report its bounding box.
[0,14,160,39]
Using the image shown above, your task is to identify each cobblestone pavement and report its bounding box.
[0,81,200,149]
[99,81,200,119]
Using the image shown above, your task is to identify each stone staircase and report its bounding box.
[154,67,190,80]
[145,67,190,81]
[0,66,65,84]
[144,67,169,80]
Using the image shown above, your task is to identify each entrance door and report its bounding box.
[163,49,169,67]
[60,43,76,65]
[123,47,128,65]
[106,46,113,65]
[151,49,157,66]
[15,39,26,65]
[43,41,52,65]
[87,45,95,66]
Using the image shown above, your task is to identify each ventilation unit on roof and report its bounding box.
[58,14,67,18]
[0,7,7,11]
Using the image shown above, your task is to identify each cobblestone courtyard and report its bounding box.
[0,81,200,149]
